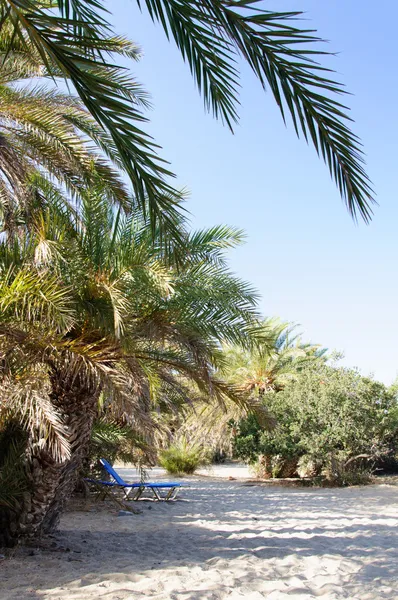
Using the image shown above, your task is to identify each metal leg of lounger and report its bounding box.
[165,487,177,501]
[124,487,132,500]
[123,485,146,501]
[132,486,145,501]
[150,487,162,501]
[171,487,181,500]
[89,482,140,513]
[124,487,142,500]
[149,486,179,501]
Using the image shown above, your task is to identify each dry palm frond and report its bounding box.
[0,369,70,462]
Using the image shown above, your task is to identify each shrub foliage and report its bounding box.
[232,363,398,484]
[159,439,209,475]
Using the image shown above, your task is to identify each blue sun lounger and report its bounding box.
[85,458,181,501]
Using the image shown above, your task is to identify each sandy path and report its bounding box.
[1,467,398,599]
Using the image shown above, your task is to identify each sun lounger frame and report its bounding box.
[85,458,181,502]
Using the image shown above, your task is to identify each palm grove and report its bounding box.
[0,0,392,547]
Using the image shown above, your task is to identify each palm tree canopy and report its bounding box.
[0,0,374,226]
[222,318,327,395]
[0,192,264,460]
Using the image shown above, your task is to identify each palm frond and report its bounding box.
[222,317,327,394]
[1,0,374,224]
[0,370,70,462]
[184,225,246,267]
[0,266,76,332]
[139,0,374,220]
[0,0,184,231]
[0,84,133,210]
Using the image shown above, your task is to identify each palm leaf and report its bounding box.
[0,371,70,462]
[2,0,374,223]
[0,266,76,332]
[0,0,184,232]
[139,0,374,221]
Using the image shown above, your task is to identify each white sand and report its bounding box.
[1,464,398,600]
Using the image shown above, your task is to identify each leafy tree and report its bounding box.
[389,377,398,399]
[0,0,374,225]
[232,363,398,483]
[164,320,322,458]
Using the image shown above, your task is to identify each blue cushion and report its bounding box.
[99,458,182,488]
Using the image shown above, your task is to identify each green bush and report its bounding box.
[159,439,209,475]
[231,363,398,485]
[323,465,373,487]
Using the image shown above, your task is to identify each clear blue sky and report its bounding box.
[109,0,398,385]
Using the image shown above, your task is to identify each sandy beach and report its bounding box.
[1,465,398,600]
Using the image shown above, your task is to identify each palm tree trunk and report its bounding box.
[0,373,99,547]
[40,379,99,534]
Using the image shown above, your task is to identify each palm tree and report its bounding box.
[222,318,327,395]
[0,0,374,224]
[0,193,262,545]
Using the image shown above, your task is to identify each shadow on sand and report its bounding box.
[1,479,398,599]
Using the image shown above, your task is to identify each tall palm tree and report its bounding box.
[0,193,262,545]
[0,0,374,225]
